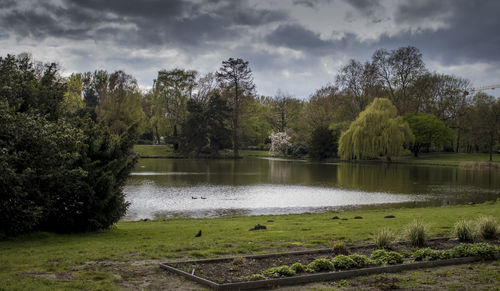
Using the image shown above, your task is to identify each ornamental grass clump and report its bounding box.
[476,216,498,240]
[454,219,475,242]
[373,228,396,249]
[332,241,349,255]
[405,219,428,247]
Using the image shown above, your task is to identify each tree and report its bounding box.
[336,59,381,118]
[60,73,85,116]
[372,46,427,114]
[217,58,255,157]
[0,53,66,120]
[339,98,414,160]
[0,103,137,237]
[403,113,454,156]
[269,131,291,156]
[267,91,303,133]
[181,93,231,156]
[96,71,146,135]
[153,69,197,150]
[309,125,341,160]
[467,93,500,161]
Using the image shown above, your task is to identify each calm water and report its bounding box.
[123,157,500,220]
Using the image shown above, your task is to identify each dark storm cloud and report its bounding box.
[343,0,381,17]
[266,24,330,50]
[390,0,500,65]
[0,0,286,48]
[394,0,452,24]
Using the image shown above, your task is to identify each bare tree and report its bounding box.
[336,59,381,118]
[372,46,427,114]
[216,58,255,157]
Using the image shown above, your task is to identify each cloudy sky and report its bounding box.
[1,0,499,98]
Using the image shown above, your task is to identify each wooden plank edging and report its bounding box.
[160,254,500,290]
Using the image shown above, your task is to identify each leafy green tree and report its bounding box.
[206,93,232,152]
[309,125,340,160]
[60,73,85,116]
[467,93,500,161]
[153,69,197,150]
[217,58,255,157]
[181,93,231,156]
[96,71,146,135]
[239,96,272,148]
[339,98,414,160]
[403,113,454,156]
[0,53,65,120]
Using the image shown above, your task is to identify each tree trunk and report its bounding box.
[489,134,493,162]
[173,124,179,151]
[233,84,239,158]
[455,128,461,152]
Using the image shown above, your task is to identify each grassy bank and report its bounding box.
[1,201,499,290]
[133,145,270,158]
[133,145,499,167]
[395,152,500,166]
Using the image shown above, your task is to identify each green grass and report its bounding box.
[133,145,270,158]
[1,201,500,289]
[395,152,500,166]
[133,145,175,158]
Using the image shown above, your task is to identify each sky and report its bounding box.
[1,0,499,99]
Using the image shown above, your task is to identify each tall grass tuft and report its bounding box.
[405,219,428,247]
[332,241,349,255]
[476,216,498,240]
[373,228,395,249]
[454,219,475,242]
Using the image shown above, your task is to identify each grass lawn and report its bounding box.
[133,144,270,158]
[1,201,500,290]
[395,152,500,166]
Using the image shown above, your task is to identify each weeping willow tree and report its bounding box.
[339,98,414,160]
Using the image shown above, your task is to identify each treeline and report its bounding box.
[49,46,497,160]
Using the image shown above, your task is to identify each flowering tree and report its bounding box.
[269,131,291,156]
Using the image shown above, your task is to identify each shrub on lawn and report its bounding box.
[476,216,498,240]
[454,219,475,242]
[370,249,404,265]
[307,258,335,272]
[373,228,396,249]
[405,219,428,247]
[263,265,295,278]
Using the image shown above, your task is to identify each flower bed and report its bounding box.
[160,240,500,290]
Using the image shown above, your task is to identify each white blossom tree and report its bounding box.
[269,131,291,156]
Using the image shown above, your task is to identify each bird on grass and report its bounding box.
[195,230,202,237]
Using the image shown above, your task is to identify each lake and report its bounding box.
[123,157,500,220]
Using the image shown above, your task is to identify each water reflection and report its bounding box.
[123,158,500,220]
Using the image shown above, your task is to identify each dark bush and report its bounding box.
[308,125,339,160]
[288,142,308,158]
[0,105,137,237]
